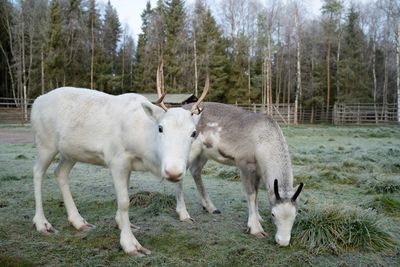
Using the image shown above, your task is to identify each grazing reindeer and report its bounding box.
[175,102,304,246]
[31,70,209,256]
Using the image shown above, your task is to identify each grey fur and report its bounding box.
[176,102,304,243]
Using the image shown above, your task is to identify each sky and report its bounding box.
[108,0,158,39]
[107,0,323,42]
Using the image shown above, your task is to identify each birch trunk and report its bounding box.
[372,31,378,123]
[90,11,95,89]
[326,41,331,120]
[294,8,301,125]
[193,35,198,97]
[41,45,45,94]
[397,22,400,123]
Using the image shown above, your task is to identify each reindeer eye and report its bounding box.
[191,131,197,138]
[158,125,163,133]
[271,213,275,217]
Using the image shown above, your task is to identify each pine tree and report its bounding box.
[133,1,152,92]
[64,0,86,87]
[0,0,13,98]
[99,0,121,93]
[164,0,187,92]
[47,0,66,88]
[193,5,229,102]
[338,6,371,102]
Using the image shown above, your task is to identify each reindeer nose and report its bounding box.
[165,169,183,182]
[275,235,290,246]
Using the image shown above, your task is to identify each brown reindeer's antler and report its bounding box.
[191,75,209,114]
[156,62,168,111]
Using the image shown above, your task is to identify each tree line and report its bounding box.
[0,0,399,118]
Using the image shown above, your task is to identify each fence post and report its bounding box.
[333,103,337,125]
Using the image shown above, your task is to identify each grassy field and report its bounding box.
[0,125,399,266]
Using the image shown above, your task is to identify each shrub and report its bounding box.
[292,205,396,254]
[217,167,240,180]
[129,191,175,215]
[365,196,400,216]
[15,154,28,160]
[366,179,400,194]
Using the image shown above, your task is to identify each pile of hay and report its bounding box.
[129,191,175,215]
[292,205,396,254]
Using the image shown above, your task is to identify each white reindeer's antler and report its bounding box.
[191,75,209,114]
[156,62,168,111]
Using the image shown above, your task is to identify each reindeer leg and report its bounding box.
[239,161,267,238]
[254,175,264,222]
[111,161,150,256]
[175,181,194,222]
[55,157,94,231]
[33,145,58,234]
[190,156,219,214]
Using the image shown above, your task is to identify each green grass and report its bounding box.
[365,195,400,216]
[365,179,400,194]
[0,125,399,266]
[292,205,396,254]
[129,191,176,215]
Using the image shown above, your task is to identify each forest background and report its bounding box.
[0,0,399,117]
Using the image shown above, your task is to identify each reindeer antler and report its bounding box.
[191,75,209,114]
[156,62,168,111]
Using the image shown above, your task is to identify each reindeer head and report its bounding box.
[270,179,304,246]
[142,63,209,183]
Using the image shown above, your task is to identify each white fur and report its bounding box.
[31,87,200,256]
[271,203,297,246]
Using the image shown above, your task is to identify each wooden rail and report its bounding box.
[333,103,398,125]
[0,98,397,125]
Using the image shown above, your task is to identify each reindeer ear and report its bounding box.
[142,102,164,122]
[274,179,281,201]
[291,183,304,202]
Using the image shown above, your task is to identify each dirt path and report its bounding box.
[0,127,34,144]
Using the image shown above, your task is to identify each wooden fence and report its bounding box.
[0,97,398,125]
[333,103,398,125]
[0,98,33,124]
[238,103,335,124]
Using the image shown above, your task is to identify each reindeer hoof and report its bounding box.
[254,231,268,238]
[213,209,221,214]
[35,222,58,235]
[182,217,195,223]
[78,223,95,232]
[127,250,146,257]
[127,246,151,257]
[40,227,58,235]
[138,246,151,255]
[130,223,140,232]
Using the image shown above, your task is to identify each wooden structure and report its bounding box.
[333,103,398,125]
[0,97,398,125]
[140,93,198,107]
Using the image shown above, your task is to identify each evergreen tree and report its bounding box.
[338,6,371,102]
[164,0,187,92]
[0,0,13,98]
[193,5,229,102]
[47,0,66,88]
[99,0,121,93]
[133,1,152,92]
[64,0,86,87]
[116,31,135,92]
[227,33,249,104]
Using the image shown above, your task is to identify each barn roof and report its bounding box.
[140,93,198,105]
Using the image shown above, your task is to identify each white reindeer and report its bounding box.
[175,102,304,246]
[31,77,208,256]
